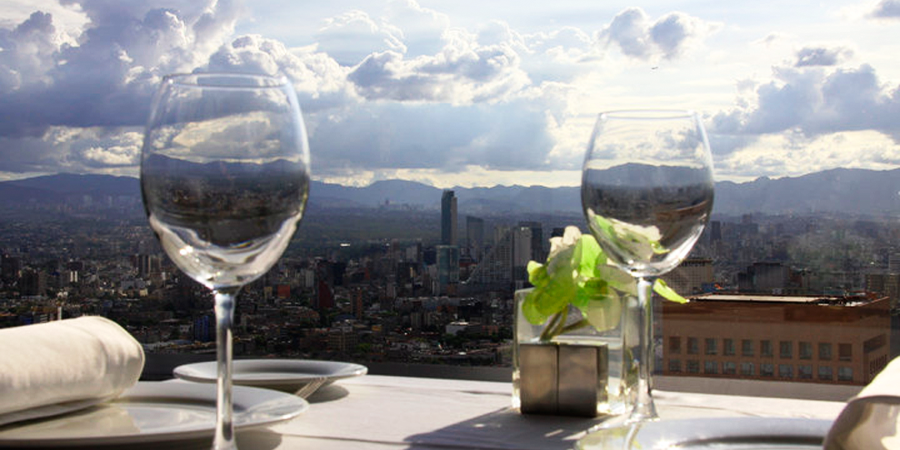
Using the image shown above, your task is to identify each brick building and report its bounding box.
[661,293,890,386]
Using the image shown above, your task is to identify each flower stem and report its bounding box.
[558,318,590,335]
[539,311,564,342]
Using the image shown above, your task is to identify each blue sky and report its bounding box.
[1,0,898,187]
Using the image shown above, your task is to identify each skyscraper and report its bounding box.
[518,221,544,262]
[441,190,457,246]
[466,216,484,261]
[436,245,460,295]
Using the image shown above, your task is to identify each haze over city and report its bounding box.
[1,0,898,187]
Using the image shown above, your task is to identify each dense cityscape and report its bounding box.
[1,176,898,383]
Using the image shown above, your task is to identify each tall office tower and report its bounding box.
[436,245,460,295]
[710,221,722,242]
[510,226,534,285]
[441,190,458,245]
[663,258,714,295]
[889,253,900,273]
[466,216,485,261]
[467,226,514,288]
[518,221,544,262]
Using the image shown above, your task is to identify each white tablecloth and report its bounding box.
[237,375,847,450]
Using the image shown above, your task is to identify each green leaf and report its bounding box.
[597,265,637,296]
[591,214,616,239]
[527,262,548,287]
[522,290,548,325]
[535,274,575,317]
[653,278,688,303]
[576,234,603,279]
[584,290,622,332]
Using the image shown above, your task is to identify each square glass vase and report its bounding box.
[512,288,635,418]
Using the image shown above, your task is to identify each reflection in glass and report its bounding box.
[581,110,714,423]
[141,73,310,450]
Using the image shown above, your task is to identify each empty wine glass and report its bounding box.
[581,110,714,423]
[141,73,310,449]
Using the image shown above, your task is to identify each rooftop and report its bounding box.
[689,292,887,306]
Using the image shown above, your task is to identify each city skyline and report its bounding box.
[0,0,898,188]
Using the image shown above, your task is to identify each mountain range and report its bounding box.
[0,168,897,217]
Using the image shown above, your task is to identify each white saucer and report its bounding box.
[174,359,368,392]
[0,381,307,447]
[577,417,832,449]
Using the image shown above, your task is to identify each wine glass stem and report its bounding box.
[631,276,659,423]
[213,288,239,450]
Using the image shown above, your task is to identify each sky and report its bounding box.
[0,0,898,187]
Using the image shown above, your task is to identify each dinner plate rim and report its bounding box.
[577,416,833,449]
[173,358,368,387]
[0,381,308,447]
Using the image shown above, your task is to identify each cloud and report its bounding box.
[384,0,449,57]
[869,0,900,19]
[204,34,358,112]
[306,99,555,178]
[0,0,243,139]
[0,126,142,174]
[347,29,531,104]
[599,8,717,60]
[314,10,406,66]
[709,64,900,154]
[795,46,852,67]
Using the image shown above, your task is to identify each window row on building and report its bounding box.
[669,337,852,361]
[668,359,854,382]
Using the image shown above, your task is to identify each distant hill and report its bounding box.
[0,168,897,217]
[0,173,139,205]
[713,168,900,216]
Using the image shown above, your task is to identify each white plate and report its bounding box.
[0,381,308,447]
[577,417,832,449]
[174,359,368,392]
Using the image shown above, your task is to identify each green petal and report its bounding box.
[597,265,637,296]
[584,291,622,332]
[576,234,603,279]
[536,275,575,317]
[654,278,688,303]
[522,290,548,325]
[527,262,548,287]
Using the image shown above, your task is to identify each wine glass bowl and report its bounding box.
[581,109,714,423]
[141,72,310,449]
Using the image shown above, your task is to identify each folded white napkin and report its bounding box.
[0,316,145,426]
[825,356,900,450]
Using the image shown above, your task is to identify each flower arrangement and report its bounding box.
[522,226,686,342]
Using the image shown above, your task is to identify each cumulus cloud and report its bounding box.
[347,29,531,104]
[204,34,358,112]
[709,64,900,154]
[0,0,243,139]
[795,46,852,67]
[0,126,142,174]
[599,8,716,60]
[869,0,900,18]
[314,10,406,66]
[384,0,449,57]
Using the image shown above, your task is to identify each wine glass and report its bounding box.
[140,73,310,449]
[581,110,714,423]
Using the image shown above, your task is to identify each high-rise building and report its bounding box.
[436,245,460,295]
[518,221,544,262]
[441,190,458,246]
[664,258,714,295]
[466,226,514,288]
[661,293,890,386]
[866,273,900,310]
[466,216,485,261]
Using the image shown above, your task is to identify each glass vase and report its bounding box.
[512,288,636,418]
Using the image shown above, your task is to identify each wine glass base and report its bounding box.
[625,402,660,425]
